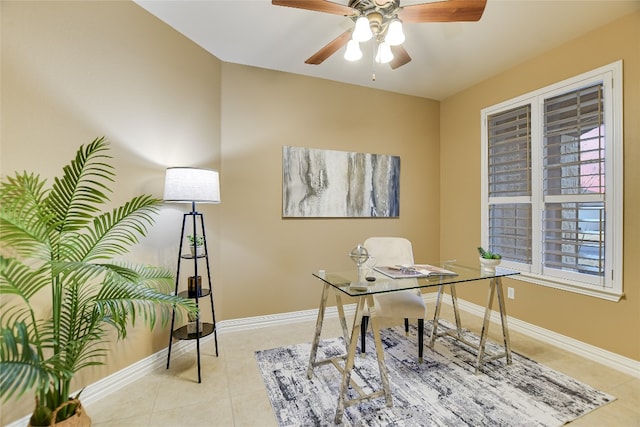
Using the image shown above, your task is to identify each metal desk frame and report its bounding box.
[308,264,519,424]
[307,282,393,424]
[429,278,513,374]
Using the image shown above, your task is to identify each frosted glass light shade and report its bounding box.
[385,19,405,46]
[163,167,221,203]
[344,40,363,61]
[375,42,394,64]
[352,16,372,42]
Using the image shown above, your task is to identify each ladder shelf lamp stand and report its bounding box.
[163,167,220,383]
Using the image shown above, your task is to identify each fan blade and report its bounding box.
[272,0,356,16]
[305,30,353,65]
[389,45,411,69]
[398,0,487,23]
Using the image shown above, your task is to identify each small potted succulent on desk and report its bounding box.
[477,246,502,272]
[187,234,205,257]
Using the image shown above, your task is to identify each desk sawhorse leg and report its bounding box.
[429,277,512,374]
[307,283,393,424]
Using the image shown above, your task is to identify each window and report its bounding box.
[481,61,623,301]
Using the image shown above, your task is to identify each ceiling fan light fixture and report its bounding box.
[273,0,488,71]
[375,42,394,64]
[385,19,405,46]
[344,39,363,61]
[353,16,373,42]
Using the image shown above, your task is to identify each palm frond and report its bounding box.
[46,137,114,232]
[0,256,51,302]
[54,282,108,375]
[0,172,57,259]
[0,321,52,402]
[94,265,195,337]
[60,195,161,262]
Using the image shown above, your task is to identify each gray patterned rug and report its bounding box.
[255,321,615,426]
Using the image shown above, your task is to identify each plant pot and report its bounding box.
[479,256,501,273]
[29,399,91,427]
[190,245,204,257]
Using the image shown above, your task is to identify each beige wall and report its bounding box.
[440,11,640,360]
[1,1,222,423]
[218,63,440,320]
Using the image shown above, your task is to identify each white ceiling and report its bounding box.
[135,0,639,100]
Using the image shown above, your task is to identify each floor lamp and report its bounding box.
[163,167,220,383]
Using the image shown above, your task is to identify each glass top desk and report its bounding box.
[308,263,520,424]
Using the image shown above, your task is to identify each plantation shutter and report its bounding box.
[487,105,532,264]
[542,83,605,278]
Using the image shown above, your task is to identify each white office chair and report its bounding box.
[361,237,427,362]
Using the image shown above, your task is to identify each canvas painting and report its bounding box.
[282,146,400,217]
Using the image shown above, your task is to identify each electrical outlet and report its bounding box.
[507,287,515,300]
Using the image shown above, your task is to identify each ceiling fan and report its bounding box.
[272,0,487,70]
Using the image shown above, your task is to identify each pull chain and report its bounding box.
[372,41,377,81]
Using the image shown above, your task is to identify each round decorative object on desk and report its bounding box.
[349,244,368,280]
[479,256,501,273]
[349,244,369,268]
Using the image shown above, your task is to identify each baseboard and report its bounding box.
[443,296,640,379]
[7,296,638,427]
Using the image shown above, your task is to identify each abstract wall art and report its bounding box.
[282,146,400,218]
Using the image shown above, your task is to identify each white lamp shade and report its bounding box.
[352,16,372,42]
[344,40,363,61]
[385,19,405,46]
[375,42,394,64]
[163,167,221,203]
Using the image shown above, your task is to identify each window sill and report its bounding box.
[511,273,623,302]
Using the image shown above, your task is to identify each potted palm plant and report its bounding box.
[0,137,198,426]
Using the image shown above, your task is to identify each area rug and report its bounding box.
[255,321,615,426]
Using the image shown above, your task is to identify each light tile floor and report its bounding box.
[87,305,639,426]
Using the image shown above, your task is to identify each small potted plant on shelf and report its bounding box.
[477,246,502,272]
[0,137,198,426]
[187,235,205,257]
